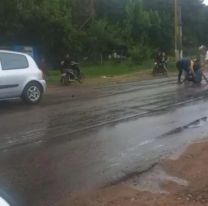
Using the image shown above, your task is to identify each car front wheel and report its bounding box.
[22,82,43,104]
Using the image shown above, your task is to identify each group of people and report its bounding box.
[154,46,208,84]
[177,57,202,84]
[177,45,208,84]
[60,46,208,85]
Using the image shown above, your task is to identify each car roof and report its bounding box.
[0,50,30,57]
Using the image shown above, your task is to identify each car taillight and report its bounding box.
[40,70,45,79]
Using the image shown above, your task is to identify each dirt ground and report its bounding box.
[61,140,208,206]
[52,70,176,87]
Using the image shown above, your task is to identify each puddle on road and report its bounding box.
[158,116,208,139]
[125,165,188,194]
[185,116,208,128]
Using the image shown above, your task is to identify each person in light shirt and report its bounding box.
[199,45,208,66]
[205,49,208,64]
[198,45,208,83]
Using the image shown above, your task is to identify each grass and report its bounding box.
[46,58,177,84]
[46,70,60,83]
[82,60,153,77]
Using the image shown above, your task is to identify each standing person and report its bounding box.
[198,45,208,83]
[205,48,208,64]
[199,45,207,67]
[203,47,208,83]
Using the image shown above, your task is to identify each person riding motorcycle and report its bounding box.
[61,54,71,71]
[154,50,162,65]
[60,54,81,79]
[153,49,168,75]
[161,51,168,69]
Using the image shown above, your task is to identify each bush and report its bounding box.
[129,44,151,64]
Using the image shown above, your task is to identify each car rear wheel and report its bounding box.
[22,82,43,104]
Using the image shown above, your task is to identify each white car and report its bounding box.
[0,50,46,104]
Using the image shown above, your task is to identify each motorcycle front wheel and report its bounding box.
[152,65,158,76]
[61,75,70,86]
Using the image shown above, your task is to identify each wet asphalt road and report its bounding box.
[1,77,208,205]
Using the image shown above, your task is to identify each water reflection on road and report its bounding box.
[0,77,208,205]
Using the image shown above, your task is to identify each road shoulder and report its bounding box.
[62,140,208,206]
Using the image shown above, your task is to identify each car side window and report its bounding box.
[0,52,29,70]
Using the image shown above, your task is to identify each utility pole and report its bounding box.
[73,0,96,30]
[174,0,183,60]
[89,0,96,21]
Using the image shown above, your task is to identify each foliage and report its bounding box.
[0,0,208,65]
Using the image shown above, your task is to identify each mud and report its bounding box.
[64,141,208,206]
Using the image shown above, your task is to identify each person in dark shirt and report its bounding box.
[60,54,72,73]
[176,57,202,84]
[60,53,81,79]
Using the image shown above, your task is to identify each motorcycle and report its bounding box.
[152,61,168,76]
[60,62,82,85]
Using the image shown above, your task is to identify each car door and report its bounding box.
[0,52,29,99]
